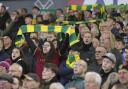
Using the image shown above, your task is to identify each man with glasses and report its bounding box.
[88,46,107,73]
[65,60,87,89]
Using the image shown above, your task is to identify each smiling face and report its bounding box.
[11,48,21,60]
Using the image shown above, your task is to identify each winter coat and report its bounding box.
[79,43,95,64]
[65,75,84,89]
[40,77,58,89]
[6,57,28,74]
[58,60,73,85]
[100,69,115,85]
[0,50,10,62]
[0,11,10,30]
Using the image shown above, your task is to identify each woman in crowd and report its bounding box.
[7,47,28,74]
[24,33,60,78]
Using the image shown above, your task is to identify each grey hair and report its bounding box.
[85,72,102,87]
[9,63,23,72]
[49,82,65,89]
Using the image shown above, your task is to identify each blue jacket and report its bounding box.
[58,60,73,85]
[0,50,9,62]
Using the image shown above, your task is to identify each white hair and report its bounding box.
[10,63,23,72]
[85,72,102,87]
[49,82,65,89]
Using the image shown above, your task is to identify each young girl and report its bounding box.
[7,47,28,74]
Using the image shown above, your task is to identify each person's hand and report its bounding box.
[107,72,118,84]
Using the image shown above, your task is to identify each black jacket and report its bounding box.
[79,43,95,64]
[100,69,115,85]
[11,57,28,74]
[40,77,58,89]
[0,11,10,30]
[88,61,102,73]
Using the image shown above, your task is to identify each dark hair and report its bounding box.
[1,5,6,10]
[36,15,43,19]
[13,10,19,15]
[44,63,58,74]
[36,15,43,24]
[31,38,40,46]
[32,6,40,11]
[25,14,33,19]
[56,9,63,13]
[22,8,28,13]
[125,46,128,50]
[12,47,24,59]
[42,41,58,63]
[115,36,125,45]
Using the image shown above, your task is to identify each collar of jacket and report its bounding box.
[72,75,84,80]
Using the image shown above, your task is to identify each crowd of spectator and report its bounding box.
[0,3,128,89]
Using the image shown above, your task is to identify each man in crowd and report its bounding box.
[65,60,87,89]
[111,64,128,89]
[21,73,40,89]
[100,53,116,85]
[41,63,58,89]
[80,31,95,64]
[88,46,107,73]
[9,63,23,78]
[84,72,102,89]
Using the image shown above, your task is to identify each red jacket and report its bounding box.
[51,53,60,66]
[34,48,60,78]
[34,48,45,78]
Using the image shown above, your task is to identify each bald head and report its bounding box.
[95,46,107,61]
[9,63,23,78]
